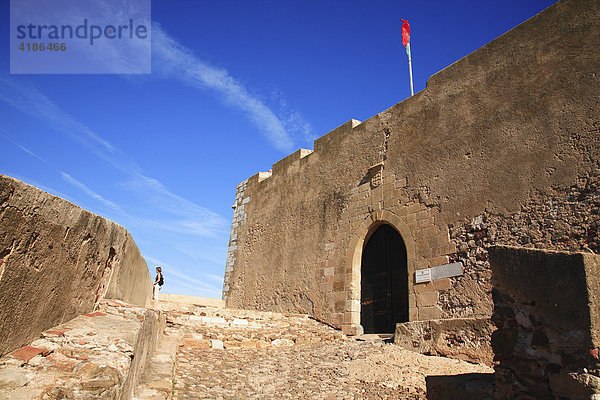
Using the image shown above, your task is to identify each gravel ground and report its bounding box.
[166,306,492,400]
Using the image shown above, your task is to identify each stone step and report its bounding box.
[0,300,164,400]
[355,333,395,342]
[149,299,306,322]
[133,333,179,400]
[167,311,346,349]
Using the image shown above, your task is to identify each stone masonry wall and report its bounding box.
[439,171,600,320]
[223,177,253,301]
[224,0,600,331]
[394,317,495,366]
[0,174,152,357]
[490,246,600,399]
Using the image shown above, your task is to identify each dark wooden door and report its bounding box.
[360,224,408,333]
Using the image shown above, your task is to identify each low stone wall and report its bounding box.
[118,305,165,400]
[0,175,152,357]
[157,293,225,308]
[426,373,494,400]
[490,246,600,399]
[0,299,165,399]
[394,317,495,365]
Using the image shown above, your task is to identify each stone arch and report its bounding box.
[360,223,408,333]
[344,210,417,332]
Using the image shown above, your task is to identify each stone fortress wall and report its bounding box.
[223,0,600,334]
[490,246,600,398]
[0,174,152,357]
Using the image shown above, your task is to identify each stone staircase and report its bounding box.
[0,298,494,399]
[133,299,348,399]
[0,297,347,399]
[0,299,164,399]
[133,335,178,400]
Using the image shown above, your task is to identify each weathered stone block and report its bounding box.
[345,299,360,312]
[413,282,435,294]
[341,324,363,336]
[417,215,434,225]
[549,372,600,397]
[432,278,452,291]
[0,175,151,358]
[330,313,343,327]
[394,177,407,188]
[416,292,439,307]
[418,306,443,321]
[395,317,495,365]
[491,246,600,399]
[408,292,416,308]
[428,256,450,268]
[8,346,45,363]
[344,311,360,325]
[409,307,418,322]
[184,339,211,349]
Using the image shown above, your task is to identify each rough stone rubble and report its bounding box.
[0,299,493,399]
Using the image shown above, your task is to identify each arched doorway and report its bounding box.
[360,224,408,333]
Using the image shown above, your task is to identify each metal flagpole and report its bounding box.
[407,43,414,96]
[401,19,413,96]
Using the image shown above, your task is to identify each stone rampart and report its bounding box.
[223,0,600,332]
[490,246,600,399]
[0,174,152,357]
[394,317,495,366]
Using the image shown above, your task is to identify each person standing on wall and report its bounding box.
[153,266,163,300]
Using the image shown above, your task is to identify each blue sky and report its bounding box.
[0,0,556,299]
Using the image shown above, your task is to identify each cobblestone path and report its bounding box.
[160,301,492,399]
[174,339,423,399]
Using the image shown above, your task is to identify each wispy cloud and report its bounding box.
[0,130,49,164]
[152,24,313,153]
[205,274,224,285]
[122,173,225,237]
[268,87,316,144]
[0,77,226,238]
[1,130,126,214]
[0,78,117,155]
[176,245,227,266]
[60,172,122,211]
[144,255,222,295]
[13,143,47,163]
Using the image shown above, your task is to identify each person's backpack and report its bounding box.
[158,274,164,286]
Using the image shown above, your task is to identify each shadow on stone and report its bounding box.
[426,372,494,400]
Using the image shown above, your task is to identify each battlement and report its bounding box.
[224,0,600,333]
[246,120,362,187]
[237,0,593,198]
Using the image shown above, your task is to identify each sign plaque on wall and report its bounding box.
[415,262,463,284]
[431,262,463,280]
[415,268,432,283]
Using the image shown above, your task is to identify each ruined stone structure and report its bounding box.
[490,246,600,399]
[394,317,495,366]
[223,0,600,336]
[0,174,152,357]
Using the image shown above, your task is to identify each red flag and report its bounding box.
[401,19,410,48]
